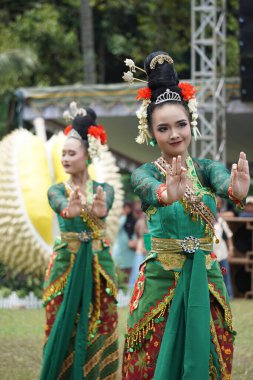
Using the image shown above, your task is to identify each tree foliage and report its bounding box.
[0,0,240,92]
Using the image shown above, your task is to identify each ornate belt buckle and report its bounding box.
[78,232,91,242]
[181,236,200,254]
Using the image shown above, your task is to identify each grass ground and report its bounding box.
[0,299,252,379]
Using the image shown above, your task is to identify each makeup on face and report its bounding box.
[152,103,191,162]
[61,138,87,174]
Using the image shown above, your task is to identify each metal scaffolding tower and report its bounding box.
[191,0,227,163]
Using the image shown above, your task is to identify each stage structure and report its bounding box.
[191,0,226,163]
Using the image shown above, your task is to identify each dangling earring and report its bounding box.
[86,158,91,166]
[149,138,157,147]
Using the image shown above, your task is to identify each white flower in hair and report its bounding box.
[122,59,147,85]
[124,59,136,72]
[122,71,134,84]
[188,98,198,113]
[88,135,102,161]
[63,101,87,121]
[135,98,151,144]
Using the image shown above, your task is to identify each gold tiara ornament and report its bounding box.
[150,54,174,70]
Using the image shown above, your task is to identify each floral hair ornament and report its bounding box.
[123,59,152,144]
[178,82,201,141]
[63,101,87,121]
[87,124,107,161]
[63,101,87,140]
[135,87,152,144]
[122,58,147,85]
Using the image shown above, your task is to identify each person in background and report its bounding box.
[234,196,253,255]
[112,201,136,284]
[128,207,149,289]
[213,197,234,299]
[239,196,253,217]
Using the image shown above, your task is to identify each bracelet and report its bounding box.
[157,184,170,206]
[60,207,69,218]
[228,186,244,208]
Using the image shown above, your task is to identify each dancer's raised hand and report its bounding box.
[92,186,107,217]
[162,156,188,204]
[67,187,82,217]
[230,152,250,200]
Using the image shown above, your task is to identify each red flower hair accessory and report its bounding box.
[88,125,107,145]
[64,125,73,135]
[178,82,200,140]
[136,87,152,100]
[178,82,197,101]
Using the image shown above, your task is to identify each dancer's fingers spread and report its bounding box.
[176,155,181,174]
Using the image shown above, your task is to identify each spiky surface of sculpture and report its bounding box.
[0,129,123,276]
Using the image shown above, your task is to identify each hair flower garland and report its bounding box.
[135,87,152,144]
[87,125,107,161]
[179,82,200,140]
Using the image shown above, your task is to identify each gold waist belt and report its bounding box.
[61,231,105,252]
[151,236,213,254]
[150,236,214,271]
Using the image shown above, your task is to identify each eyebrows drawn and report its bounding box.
[62,149,77,153]
[155,118,188,128]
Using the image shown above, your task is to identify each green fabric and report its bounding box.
[40,242,93,380]
[154,250,210,380]
[40,180,116,380]
[129,157,233,379]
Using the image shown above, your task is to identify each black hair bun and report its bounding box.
[144,51,181,102]
[72,107,97,141]
[85,107,97,123]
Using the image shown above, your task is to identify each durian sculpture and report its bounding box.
[0,129,123,276]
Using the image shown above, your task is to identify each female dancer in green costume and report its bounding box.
[122,52,250,379]
[40,104,118,380]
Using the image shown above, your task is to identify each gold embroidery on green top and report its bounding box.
[186,156,215,200]
[146,205,157,220]
[153,156,218,240]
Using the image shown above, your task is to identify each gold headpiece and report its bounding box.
[150,54,174,70]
